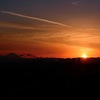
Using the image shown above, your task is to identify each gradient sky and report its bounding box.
[0,0,100,58]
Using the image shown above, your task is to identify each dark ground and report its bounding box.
[0,57,100,99]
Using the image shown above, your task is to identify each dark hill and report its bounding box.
[5,53,22,60]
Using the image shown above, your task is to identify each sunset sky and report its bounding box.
[0,0,100,58]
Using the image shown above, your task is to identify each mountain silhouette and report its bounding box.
[5,53,22,60]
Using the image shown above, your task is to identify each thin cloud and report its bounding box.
[0,10,71,28]
[71,1,80,6]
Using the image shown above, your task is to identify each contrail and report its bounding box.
[0,10,71,27]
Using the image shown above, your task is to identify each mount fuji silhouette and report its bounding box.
[5,53,22,60]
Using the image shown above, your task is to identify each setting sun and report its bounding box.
[82,54,87,58]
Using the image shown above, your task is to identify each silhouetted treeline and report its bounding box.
[0,56,100,99]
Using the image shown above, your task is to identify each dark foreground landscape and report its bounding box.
[0,53,100,99]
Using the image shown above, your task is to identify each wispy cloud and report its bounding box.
[0,10,71,28]
[0,21,68,30]
[71,1,80,6]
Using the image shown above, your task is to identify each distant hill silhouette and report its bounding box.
[20,54,37,58]
[5,53,22,60]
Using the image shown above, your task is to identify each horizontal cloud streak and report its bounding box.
[0,21,67,32]
[0,10,71,28]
